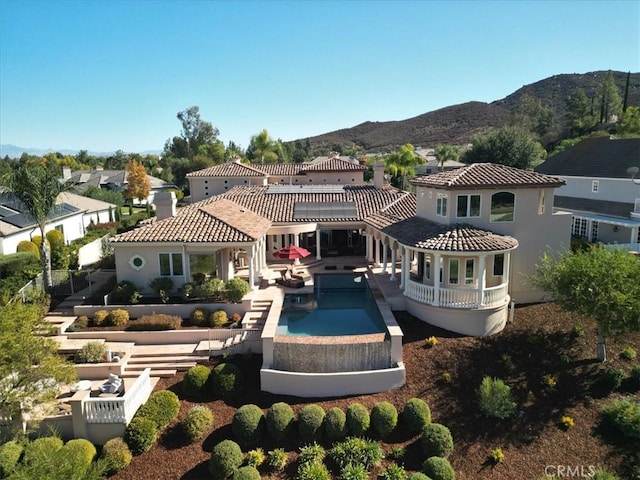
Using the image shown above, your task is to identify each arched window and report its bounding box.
[491,192,515,222]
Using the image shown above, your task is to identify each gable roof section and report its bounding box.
[218,184,406,222]
[186,162,266,178]
[411,163,565,189]
[300,158,366,172]
[58,192,116,213]
[111,198,271,243]
[535,137,640,179]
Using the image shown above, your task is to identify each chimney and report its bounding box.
[62,166,71,180]
[373,161,385,188]
[228,155,242,163]
[154,191,177,220]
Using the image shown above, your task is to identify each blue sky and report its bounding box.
[1,0,639,153]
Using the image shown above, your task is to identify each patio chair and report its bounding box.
[275,269,305,288]
[100,373,123,394]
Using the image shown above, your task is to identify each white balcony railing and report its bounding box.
[603,242,640,253]
[404,279,509,309]
[83,368,152,424]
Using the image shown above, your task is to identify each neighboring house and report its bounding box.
[0,191,115,255]
[62,167,178,205]
[415,148,465,175]
[187,153,367,200]
[535,136,640,251]
[111,162,570,337]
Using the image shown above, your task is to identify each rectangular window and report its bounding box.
[493,254,504,276]
[465,259,474,285]
[449,259,459,285]
[591,221,599,242]
[571,217,588,237]
[592,180,599,193]
[436,195,448,216]
[425,258,431,280]
[456,194,481,218]
[159,253,183,276]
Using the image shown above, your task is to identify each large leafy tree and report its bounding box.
[0,302,76,440]
[462,126,546,170]
[533,247,640,362]
[512,93,554,138]
[565,88,597,136]
[247,129,278,164]
[124,159,151,203]
[1,162,73,289]
[434,144,459,172]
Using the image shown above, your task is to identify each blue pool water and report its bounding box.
[276,273,386,336]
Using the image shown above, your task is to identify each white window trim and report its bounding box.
[464,258,475,285]
[449,258,459,285]
[436,194,448,217]
[159,253,184,277]
[592,180,599,193]
[456,194,481,218]
[129,255,145,271]
[490,191,516,223]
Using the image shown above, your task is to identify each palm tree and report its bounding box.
[2,162,73,290]
[249,129,278,164]
[434,144,460,172]
[385,144,422,190]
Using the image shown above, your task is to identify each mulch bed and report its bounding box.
[111,303,640,480]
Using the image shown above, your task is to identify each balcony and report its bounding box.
[404,279,509,309]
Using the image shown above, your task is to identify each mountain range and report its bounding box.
[2,70,638,158]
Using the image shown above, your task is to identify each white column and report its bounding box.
[504,251,512,285]
[390,246,397,281]
[400,248,410,290]
[433,253,441,306]
[477,254,487,307]
[375,239,381,267]
[381,241,388,274]
[315,230,321,260]
[367,234,374,262]
[293,233,300,265]
[248,249,256,290]
[631,227,639,245]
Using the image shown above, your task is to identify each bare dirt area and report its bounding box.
[112,303,640,480]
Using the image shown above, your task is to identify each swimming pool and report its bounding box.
[276,273,386,336]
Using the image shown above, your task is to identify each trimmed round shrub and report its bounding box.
[422,456,455,480]
[403,398,432,434]
[60,438,96,470]
[421,423,454,458]
[233,465,261,480]
[211,309,229,327]
[370,401,398,439]
[225,277,250,303]
[92,309,110,326]
[182,405,214,442]
[190,307,210,326]
[75,341,108,363]
[0,440,23,476]
[183,364,211,397]
[232,404,265,447]
[124,416,158,455]
[346,403,370,436]
[266,402,295,442]
[209,439,244,480]
[108,308,130,326]
[17,240,40,259]
[211,363,244,399]
[298,404,326,443]
[136,390,180,430]
[23,436,63,465]
[409,473,433,480]
[69,315,89,332]
[101,437,132,474]
[324,407,347,442]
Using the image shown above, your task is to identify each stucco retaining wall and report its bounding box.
[74,299,251,319]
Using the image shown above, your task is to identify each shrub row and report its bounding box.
[124,390,180,455]
[183,363,244,400]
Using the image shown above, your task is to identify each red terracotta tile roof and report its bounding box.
[186,162,266,178]
[367,215,518,252]
[112,198,271,243]
[300,158,366,172]
[410,163,565,189]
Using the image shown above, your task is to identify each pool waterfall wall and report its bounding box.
[260,272,405,398]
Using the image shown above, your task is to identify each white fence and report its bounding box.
[404,279,509,309]
[83,368,152,425]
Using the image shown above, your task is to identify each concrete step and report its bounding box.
[127,355,203,364]
[126,362,197,371]
[121,369,177,378]
[129,344,198,356]
[194,340,225,353]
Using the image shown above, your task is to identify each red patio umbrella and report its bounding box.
[272,244,311,261]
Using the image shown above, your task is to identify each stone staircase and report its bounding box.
[122,344,202,378]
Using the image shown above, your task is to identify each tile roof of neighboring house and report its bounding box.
[535,137,640,179]
[187,158,366,179]
[186,162,266,178]
[67,169,175,190]
[112,198,271,243]
[553,195,634,219]
[218,185,406,222]
[411,163,565,189]
[58,192,116,214]
[367,215,518,252]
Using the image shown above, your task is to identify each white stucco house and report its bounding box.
[110,160,570,337]
[535,136,640,252]
[0,191,116,255]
